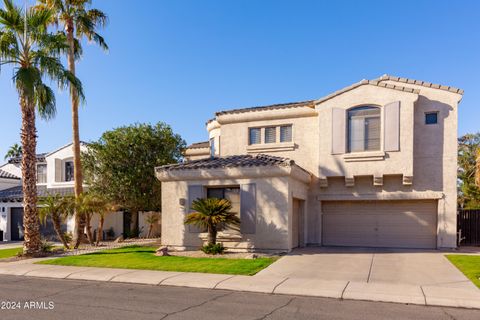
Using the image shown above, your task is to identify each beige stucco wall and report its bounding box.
[213,108,319,173]
[160,79,461,250]
[161,176,292,251]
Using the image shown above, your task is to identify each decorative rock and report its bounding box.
[245,253,258,259]
[114,236,124,243]
[155,246,170,256]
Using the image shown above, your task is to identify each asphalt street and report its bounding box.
[0,275,478,320]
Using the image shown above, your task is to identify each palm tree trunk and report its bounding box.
[95,215,104,246]
[85,213,94,245]
[66,22,85,249]
[51,213,69,249]
[208,224,217,245]
[147,224,153,238]
[20,96,41,255]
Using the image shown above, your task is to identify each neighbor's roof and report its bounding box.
[186,141,209,149]
[0,170,20,180]
[0,185,76,202]
[6,141,89,165]
[8,153,47,164]
[156,154,299,172]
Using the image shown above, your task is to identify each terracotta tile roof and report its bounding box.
[215,100,315,116]
[8,153,47,164]
[187,141,209,149]
[315,79,420,105]
[0,170,20,180]
[376,74,464,95]
[0,185,76,202]
[156,154,296,172]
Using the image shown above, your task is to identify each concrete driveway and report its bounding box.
[257,247,476,289]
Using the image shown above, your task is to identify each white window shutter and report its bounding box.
[384,101,400,152]
[54,159,62,182]
[240,183,256,234]
[187,185,204,233]
[331,108,346,154]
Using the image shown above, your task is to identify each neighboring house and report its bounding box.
[156,75,463,252]
[0,143,128,241]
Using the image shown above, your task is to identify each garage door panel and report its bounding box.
[322,200,437,249]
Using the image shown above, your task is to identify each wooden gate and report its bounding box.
[458,209,480,246]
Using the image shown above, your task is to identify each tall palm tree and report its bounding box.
[4,143,22,160]
[38,194,73,249]
[0,0,84,255]
[185,198,240,246]
[35,0,108,248]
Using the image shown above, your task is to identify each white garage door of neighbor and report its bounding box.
[322,200,438,249]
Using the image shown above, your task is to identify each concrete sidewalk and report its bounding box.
[0,259,478,310]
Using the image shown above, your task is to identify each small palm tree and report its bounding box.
[36,0,108,249]
[0,0,84,255]
[73,193,95,245]
[145,212,160,239]
[4,143,22,160]
[185,198,240,245]
[38,194,73,249]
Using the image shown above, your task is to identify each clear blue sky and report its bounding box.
[1,0,479,158]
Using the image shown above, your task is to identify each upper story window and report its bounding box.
[425,112,438,125]
[36,164,47,184]
[280,125,292,142]
[248,125,293,146]
[348,106,381,152]
[265,127,276,144]
[65,161,74,182]
[249,128,261,145]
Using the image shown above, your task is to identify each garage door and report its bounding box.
[322,200,437,249]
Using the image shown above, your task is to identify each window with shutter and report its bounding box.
[280,125,292,142]
[264,127,276,144]
[249,128,261,145]
[348,106,381,152]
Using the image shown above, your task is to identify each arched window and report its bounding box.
[348,106,380,152]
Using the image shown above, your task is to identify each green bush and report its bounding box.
[40,240,54,253]
[201,243,225,255]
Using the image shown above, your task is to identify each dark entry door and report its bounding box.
[11,208,24,241]
[123,211,131,237]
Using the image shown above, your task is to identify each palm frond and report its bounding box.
[13,66,41,100]
[34,82,56,120]
[0,0,22,32]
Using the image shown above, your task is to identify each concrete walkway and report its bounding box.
[0,250,479,310]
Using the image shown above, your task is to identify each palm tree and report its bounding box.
[0,0,84,255]
[38,194,73,249]
[185,198,240,245]
[73,192,94,245]
[4,143,22,160]
[85,194,116,246]
[35,0,108,249]
[145,212,160,239]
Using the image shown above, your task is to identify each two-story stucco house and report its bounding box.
[155,75,463,252]
[0,143,125,241]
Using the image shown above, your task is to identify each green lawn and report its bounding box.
[37,246,277,275]
[0,247,22,259]
[446,255,480,289]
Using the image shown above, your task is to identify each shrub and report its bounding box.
[201,243,225,255]
[40,240,54,253]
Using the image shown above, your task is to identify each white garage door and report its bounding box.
[322,200,437,249]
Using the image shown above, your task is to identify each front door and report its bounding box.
[10,208,24,241]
